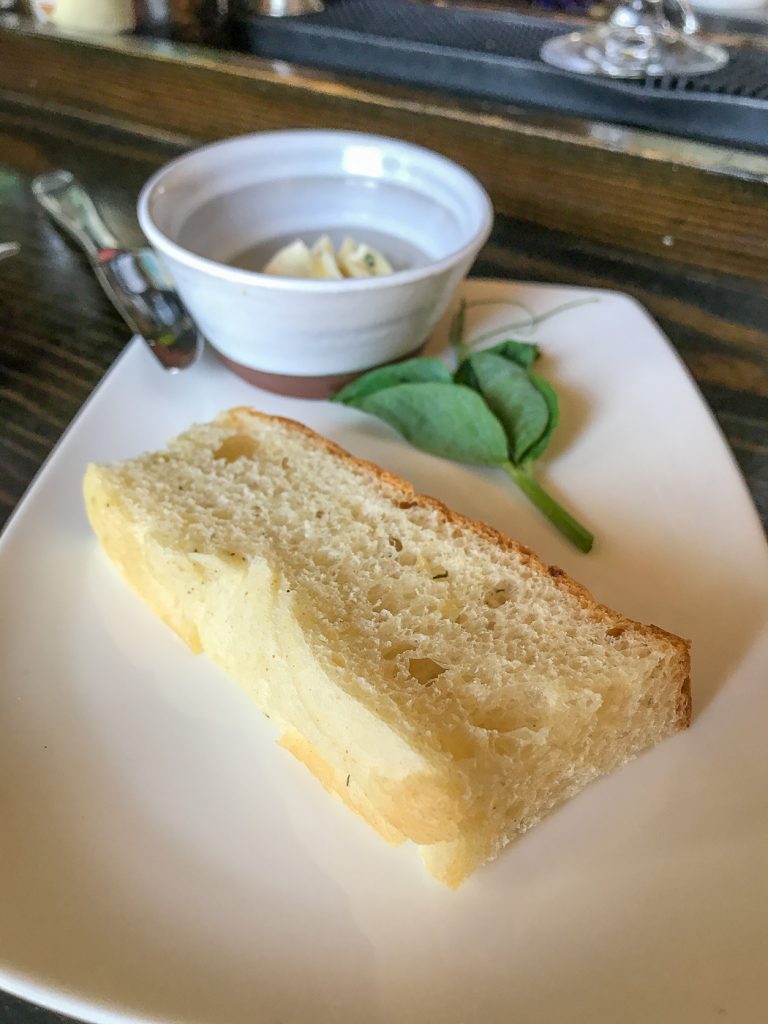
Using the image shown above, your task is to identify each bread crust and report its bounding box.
[220,406,692,727]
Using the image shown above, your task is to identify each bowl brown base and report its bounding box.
[216,344,427,399]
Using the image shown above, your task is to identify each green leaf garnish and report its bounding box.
[483,338,539,369]
[466,297,599,348]
[502,462,592,553]
[457,351,549,464]
[347,382,509,466]
[448,298,468,360]
[523,372,559,463]
[333,357,452,404]
[333,298,595,552]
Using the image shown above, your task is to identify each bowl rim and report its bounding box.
[137,129,494,294]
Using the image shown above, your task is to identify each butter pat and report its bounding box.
[262,235,393,280]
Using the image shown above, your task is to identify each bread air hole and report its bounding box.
[484,587,509,609]
[470,705,529,732]
[367,583,399,614]
[383,642,412,661]
[213,434,260,463]
[408,657,446,685]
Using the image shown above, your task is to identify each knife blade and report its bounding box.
[32,170,203,372]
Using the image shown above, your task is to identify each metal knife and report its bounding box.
[32,170,203,372]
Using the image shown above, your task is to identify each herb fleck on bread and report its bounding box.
[83,407,691,887]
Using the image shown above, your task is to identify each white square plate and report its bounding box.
[1,281,766,1024]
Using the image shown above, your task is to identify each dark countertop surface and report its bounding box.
[0,22,766,1024]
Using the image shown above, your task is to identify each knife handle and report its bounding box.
[32,170,121,259]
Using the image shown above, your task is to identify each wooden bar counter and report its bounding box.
[0,15,766,1022]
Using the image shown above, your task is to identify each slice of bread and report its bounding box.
[83,407,691,887]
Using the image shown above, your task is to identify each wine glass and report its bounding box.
[540,0,729,78]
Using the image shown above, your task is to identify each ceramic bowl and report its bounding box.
[138,130,493,397]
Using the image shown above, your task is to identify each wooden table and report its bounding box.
[0,17,766,1024]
